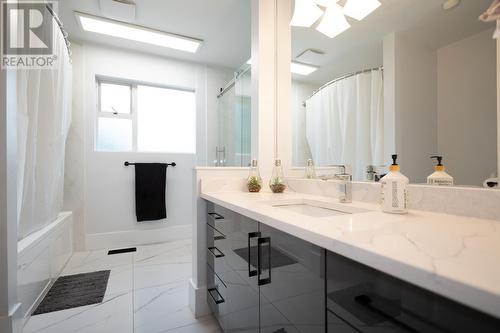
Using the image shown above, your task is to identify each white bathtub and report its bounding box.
[17,212,73,319]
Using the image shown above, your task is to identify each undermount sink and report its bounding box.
[263,198,371,218]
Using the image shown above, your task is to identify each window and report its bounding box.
[96,80,196,153]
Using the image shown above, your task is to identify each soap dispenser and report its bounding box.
[380,154,409,214]
[305,159,316,179]
[427,156,454,186]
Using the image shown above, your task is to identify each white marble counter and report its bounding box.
[201,189,500,320]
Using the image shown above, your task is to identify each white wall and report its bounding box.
[0,68,22,332]
[437,29,497,186]
[66,43,234,250]
[392,34,438,183]
[292,81,316,166]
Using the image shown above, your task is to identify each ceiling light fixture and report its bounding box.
[315,0,337,8]
[291,61,318,75]
[75,12,202,53]
[245,59,318,76]
[290,0,324,27]
[316,3,350,38]
[343,0,381,21]
[442,0,460,10]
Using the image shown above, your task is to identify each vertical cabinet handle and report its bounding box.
[258,236,271,286]
[248,232,261,277]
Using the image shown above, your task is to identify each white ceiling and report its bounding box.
[58,0,251,69]
[59,0,495,84]
[294,0,495,84]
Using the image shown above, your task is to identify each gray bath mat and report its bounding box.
[233,246,297,269]
[33,270,110,315]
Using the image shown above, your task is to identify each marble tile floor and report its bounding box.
[23,239,222,333]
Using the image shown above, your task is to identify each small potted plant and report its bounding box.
[247,160,262,192]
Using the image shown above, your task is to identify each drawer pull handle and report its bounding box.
[208,212,224,220]
[208,287,225,304]
[354,295,418,333]
[207,223,226,240]
[208,246,225,258]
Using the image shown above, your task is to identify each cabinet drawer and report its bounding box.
[207,212,225,229]
[326,251,500,333]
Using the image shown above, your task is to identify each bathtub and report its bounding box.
[17,212,73,319]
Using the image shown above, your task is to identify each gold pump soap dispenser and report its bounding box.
[427,155,454,186]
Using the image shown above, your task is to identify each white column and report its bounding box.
[497,21,500,179]
[251,0,278,179]
[0,68,22,333]
[251,0,293,178]
[276,0,293,175]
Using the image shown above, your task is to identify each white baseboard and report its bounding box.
[189,278,211,318]
[0,303,23,333]
[85,224,192,250]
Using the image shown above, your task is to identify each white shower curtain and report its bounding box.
[17,14,72,239]
[305,70,384,180]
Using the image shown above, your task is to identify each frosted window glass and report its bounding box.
[96,118,132,151]
[137,86,196,153]
[100,83,131,114]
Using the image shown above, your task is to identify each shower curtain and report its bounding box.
[305,69,384,180]
[16,13,72,239]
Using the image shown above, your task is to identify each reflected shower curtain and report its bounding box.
[305,70,384,180]
[16,13,72,239]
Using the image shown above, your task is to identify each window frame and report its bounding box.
[95,77,195,153]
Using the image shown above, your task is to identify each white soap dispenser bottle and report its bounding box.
[381,154,409,214]
[427,155,453,186]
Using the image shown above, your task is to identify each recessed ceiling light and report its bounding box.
[75,12,202,53]
[442,0,460,10]
[343,0,381,21]
[245,59,318,76]
[291,61,318,76]
[316,3,351,38]
[290,0,324,27]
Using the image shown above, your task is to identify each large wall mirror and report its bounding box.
[290,0,498,187]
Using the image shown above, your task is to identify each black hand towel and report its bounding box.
[134,163,167,222]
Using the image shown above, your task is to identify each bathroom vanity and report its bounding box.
[202,191,500,333]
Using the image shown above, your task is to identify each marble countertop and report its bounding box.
[201,189,500,319]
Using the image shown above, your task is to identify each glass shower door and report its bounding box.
[216,65,251,167]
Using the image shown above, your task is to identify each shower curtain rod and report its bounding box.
[302,66,383,107]
[45,4,72,57]
[217,66,251,98]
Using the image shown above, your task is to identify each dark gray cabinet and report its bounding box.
[206,202,500,333]
[206,203,326,333]
[258,223,325,333]
[326,250,500,333]
[206,203,260,332]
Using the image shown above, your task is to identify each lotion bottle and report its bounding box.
[380,155,409,214]
[427,156,453,186]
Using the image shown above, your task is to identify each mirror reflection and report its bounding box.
[290,0,497,187]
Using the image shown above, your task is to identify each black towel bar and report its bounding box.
[124,161,176,167]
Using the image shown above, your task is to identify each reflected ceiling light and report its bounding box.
[75,12,202,53]
[316,3,350,38]
[315,0,337,8]
[343,0,381,21]
[291,61,318,75]
[290,0,324,27]
[245,59,318,76]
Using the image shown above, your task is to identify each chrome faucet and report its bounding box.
[331,165,352,203]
